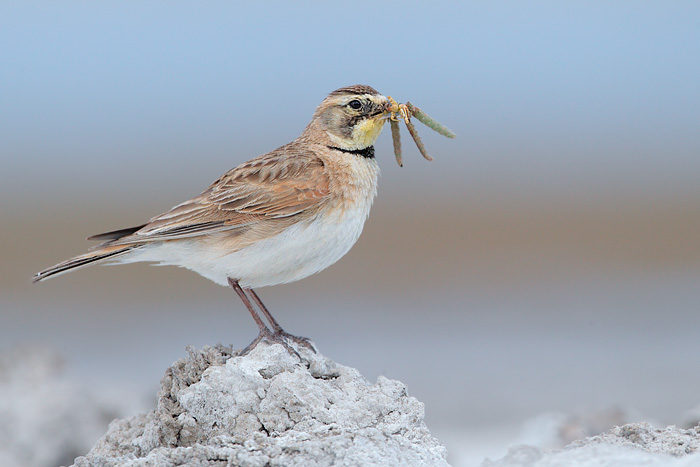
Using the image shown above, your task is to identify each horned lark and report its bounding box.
[34,84,391,353]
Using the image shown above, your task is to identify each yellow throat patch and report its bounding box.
[350,117,386,150]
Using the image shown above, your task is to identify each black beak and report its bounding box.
[370,99,391,117]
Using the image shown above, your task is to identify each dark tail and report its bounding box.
[86,224,146,242]
[32,245,137,283]
[33,224,147,283]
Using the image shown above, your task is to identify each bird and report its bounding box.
[33,84,391,354]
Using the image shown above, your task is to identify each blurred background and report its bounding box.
[2,1,699,466]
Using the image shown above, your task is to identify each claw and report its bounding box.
[239,328,303,359]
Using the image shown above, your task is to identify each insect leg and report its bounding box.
[406,102,456,138]
[404,118,433,161]
[390,119,403,167]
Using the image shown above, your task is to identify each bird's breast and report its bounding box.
[232,156,379,288]
[325,150,380,208]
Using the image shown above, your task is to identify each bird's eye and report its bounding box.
[348,99,362,110]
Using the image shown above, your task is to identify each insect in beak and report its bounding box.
[384,96,456,167]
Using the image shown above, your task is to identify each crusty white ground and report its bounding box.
[72,343,449,467]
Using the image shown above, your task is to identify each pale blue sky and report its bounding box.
[2,1,699,206]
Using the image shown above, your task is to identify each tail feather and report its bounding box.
[87,224,146,242]
[32,245,136,283]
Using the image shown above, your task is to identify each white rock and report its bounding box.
[72,343,450,467]
[484,423,700,467]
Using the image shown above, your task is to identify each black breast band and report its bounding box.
[327,145,375,159]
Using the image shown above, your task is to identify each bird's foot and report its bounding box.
[240,328,302,359]
[274,329,316,353]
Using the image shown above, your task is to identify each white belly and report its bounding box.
[124,204,371,288]
[228,205,371,287]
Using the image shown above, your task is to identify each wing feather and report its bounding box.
[103,144,330,245]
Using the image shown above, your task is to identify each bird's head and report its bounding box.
[303,85,390,151]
